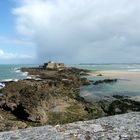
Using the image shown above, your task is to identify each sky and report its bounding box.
[0,0,140,64]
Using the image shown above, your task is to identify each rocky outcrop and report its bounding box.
[99,96,140,115]
[1,78,139,132]
[0,67,99,130]
[0,112,139,140]
[0,80,89,124]
[0,64,139,132]
[93,79,117,85]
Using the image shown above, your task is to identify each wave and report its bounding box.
[27,76,32,79]
[0,83,5,89]
[14,67,29,78]
[14,67,21,73]
[22,72,28,76]
[2,79,19,82]
[127,69,140,72]
[15,69,21,73]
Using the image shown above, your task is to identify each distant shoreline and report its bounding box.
[79,63,140,65]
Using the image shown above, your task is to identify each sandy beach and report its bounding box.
[88,70,140,79]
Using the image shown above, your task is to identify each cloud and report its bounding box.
[0,36,33,45]
[0,49,34,60]
[13,0,140,63]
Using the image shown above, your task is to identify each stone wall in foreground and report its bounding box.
[0,112,140,140]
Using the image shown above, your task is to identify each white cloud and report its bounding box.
[13,0,140,63]
[0,49,34,60]
[0,36,33,45]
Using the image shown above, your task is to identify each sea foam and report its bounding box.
[2,79,19,82]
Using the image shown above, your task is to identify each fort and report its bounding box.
[40,61,67,69]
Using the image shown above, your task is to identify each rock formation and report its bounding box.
[0,63,139,132]
[0,112,139,140]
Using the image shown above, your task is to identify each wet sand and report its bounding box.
[88,70,140,79]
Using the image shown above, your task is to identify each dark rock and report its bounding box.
[0,109,27,131]
[93,79,117,85]
[80,78,91,86]
[97,74,103,76]
[99,96,140,116]
[112,95,129,99]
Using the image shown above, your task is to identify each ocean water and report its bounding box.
[74,64,140,100]
[73,64,140,71]
[0,64,140,99]
[0,64,38,82]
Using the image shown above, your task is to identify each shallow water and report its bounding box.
[73,64,140,99]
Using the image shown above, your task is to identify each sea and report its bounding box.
[0,64,140,100]
[0,64,38,82]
